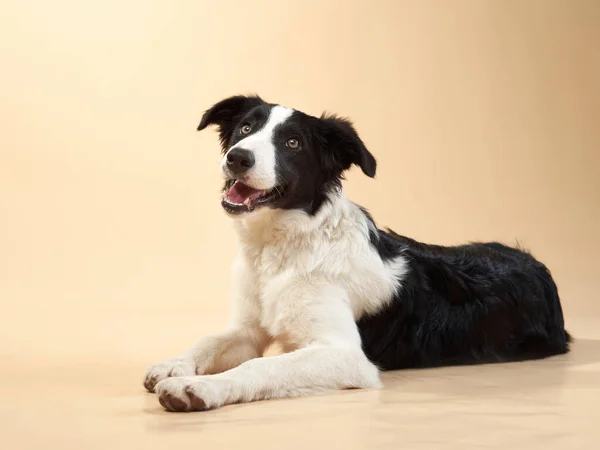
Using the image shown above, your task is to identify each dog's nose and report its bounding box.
[226,148,255,175]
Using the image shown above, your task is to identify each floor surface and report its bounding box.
[2,317,599,450]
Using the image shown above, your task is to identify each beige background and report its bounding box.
[1,2,599,447]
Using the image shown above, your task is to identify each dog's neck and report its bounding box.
[231,188,360,249]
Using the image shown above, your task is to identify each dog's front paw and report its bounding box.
[155,376,230,412]
[143,357,196,392]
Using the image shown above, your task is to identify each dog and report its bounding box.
[144,95,570,412]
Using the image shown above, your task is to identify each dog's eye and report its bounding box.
[240,124,252,135]
[286,138,300,149]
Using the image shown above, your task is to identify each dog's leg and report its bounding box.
[154,286,382,411]
[154,344,381,411]
[144,252,268,392]
[143,326,268,392]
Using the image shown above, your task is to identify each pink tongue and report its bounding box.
[226,181,263,204]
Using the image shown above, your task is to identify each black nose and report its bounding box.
[226,148,255,175]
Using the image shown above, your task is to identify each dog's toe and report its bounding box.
[161,392,189,412]
[185,386,207,411]
[155,377,226,412]
[143,357,196,392]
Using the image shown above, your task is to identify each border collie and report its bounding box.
[144,95,570,412]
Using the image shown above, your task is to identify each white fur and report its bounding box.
[221,105,294,190]
[146,107,406,409]
[145,189,408,411]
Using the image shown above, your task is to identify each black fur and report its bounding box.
[318,113,377,178]
[199,95,570,370]
[197,95,265,150]
[198,95,376,215]
[358,210,570,370]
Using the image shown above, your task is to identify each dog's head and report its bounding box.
[197,95,376,216]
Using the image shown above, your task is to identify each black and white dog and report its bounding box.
[144,95,570,412]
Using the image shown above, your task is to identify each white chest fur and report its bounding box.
[231,192,407,349]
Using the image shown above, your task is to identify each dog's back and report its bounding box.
[358,226,570,370]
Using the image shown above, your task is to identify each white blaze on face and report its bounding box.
[222,106,294,190]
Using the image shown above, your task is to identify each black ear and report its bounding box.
[197,95,264,149]
[319,113,377,178]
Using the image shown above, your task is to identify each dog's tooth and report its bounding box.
[243,197,257,212]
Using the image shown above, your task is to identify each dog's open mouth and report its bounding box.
[222,180,284,214]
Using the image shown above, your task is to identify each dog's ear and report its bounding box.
[197,95,264,149]
[318,113,376,178]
